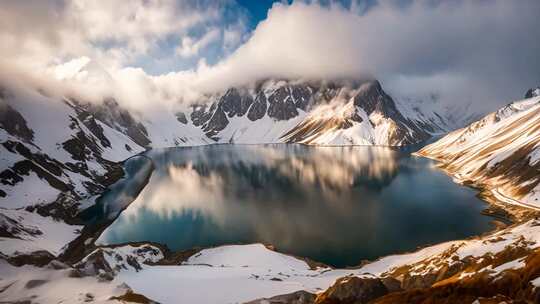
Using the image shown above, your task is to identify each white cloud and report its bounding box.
[223,28,243,50]
[52,56,91,80]
[165,0,540,111]
[68,0,214,53]
[0,0,233,70]
[176,28,221,58]
[1,0,539,113]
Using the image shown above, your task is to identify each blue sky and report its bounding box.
[236,0,282,28]
[236,0,377,25]
[138,0,384,75]
[138,0,284,75]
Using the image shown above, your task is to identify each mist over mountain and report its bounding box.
[1,1,539,114]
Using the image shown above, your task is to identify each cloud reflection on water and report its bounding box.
[98,145,492,267]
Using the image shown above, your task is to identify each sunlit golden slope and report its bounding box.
[417,95,540,210]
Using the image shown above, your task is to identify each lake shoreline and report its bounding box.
[61,143,539,269]
[413,151,540,223]
[59,155,156,265]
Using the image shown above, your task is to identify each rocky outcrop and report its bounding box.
[187,79,449,145]
[525,87,540,99]
[0,103,34,142]
[372,248,540,304]
[247,290,316,304]
[6,250,55,267]
[71,98,151,148]
[75,244,165,280]
[280,80,434,145]
[109,290,160,304]
[0,213,42,238]
[247,92,268,121]
[314,276,398,304]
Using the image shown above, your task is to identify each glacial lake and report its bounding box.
[96,144,495,267]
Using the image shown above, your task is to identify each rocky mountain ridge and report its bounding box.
[185,79,468,145]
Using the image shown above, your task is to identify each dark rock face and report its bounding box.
[354,80,431,145]
[221,88,253,117]
[0,102,34,142]
[166,79,433,145]
[191,103,212,127]
[291,85,312,111]
[315,276,391,304]
[1,141,72,195]
[267,87,301,120]
[203,104,229,139]
[176,112,188,124]
[354,81,400,118]
[246,290,316,304]
[0,213,42,238]
[59,115,124,197]
[192,83,315,139]
[7,250,55,267]
[247,92,268,121]
[1,96,128,215]
[75,250,115,279]
[74,109,111,148]
[525,87,540,99]
[190,82,316,139]
[25,279,48,289]
[109,290,158,304]
[73,98,151,148]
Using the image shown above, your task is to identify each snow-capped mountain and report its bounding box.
[189,79,464,145]
[0,78,467,213]
[525,87,540,99]
[417,91,540,210]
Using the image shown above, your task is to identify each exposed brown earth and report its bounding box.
[109,290,159,304]
[370,248,540,304]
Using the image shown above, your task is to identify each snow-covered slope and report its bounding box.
[125,220,540,303]
[395,95,479,136]
[417,93,540,210]
[0,82,209,208]
[0,80,208,257]
[4,217,539,304]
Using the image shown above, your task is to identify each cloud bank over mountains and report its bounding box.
[1,0,539,112]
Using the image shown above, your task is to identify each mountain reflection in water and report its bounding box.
[98,144,494,267]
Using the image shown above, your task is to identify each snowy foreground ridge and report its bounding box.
[2,217,540,303]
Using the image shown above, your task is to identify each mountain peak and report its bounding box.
[358,80,382,93]
[525,87,540,99]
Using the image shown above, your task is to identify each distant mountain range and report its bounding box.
[0,77,472,211]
